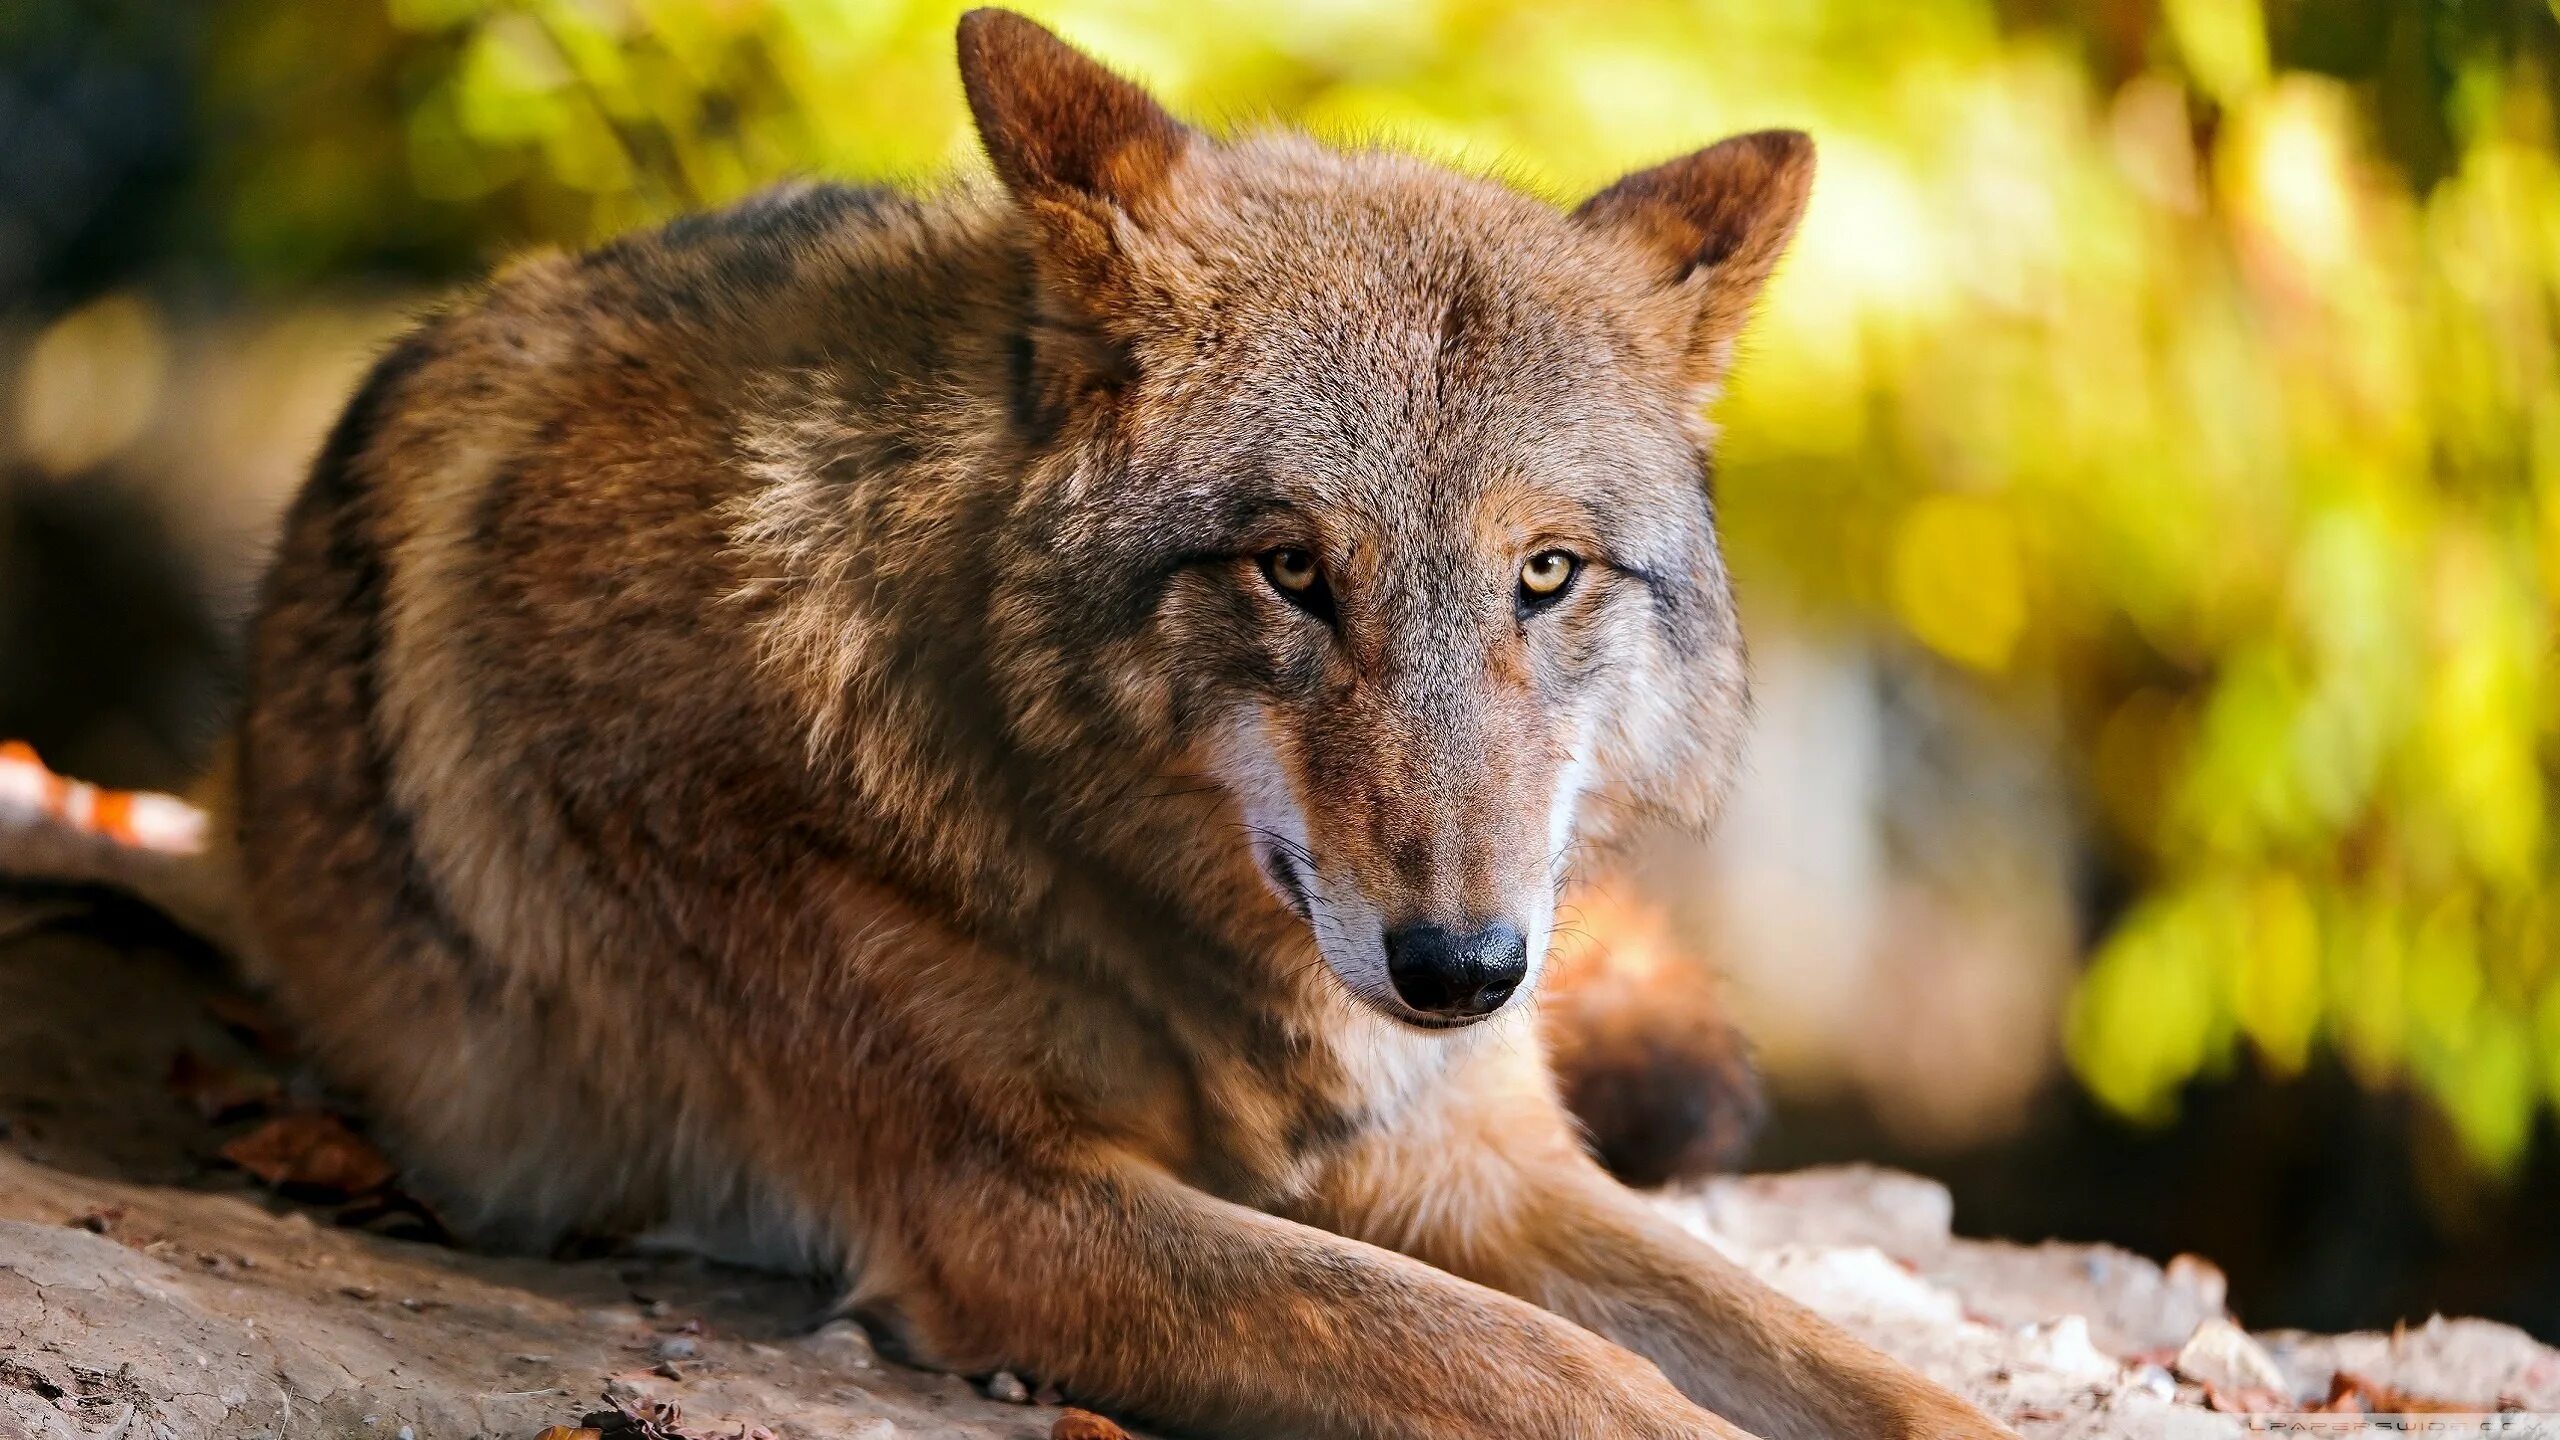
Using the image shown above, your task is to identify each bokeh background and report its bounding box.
[6,0,2560,1340]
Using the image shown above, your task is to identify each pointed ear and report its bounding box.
[956,9,1190,384]
[1575,130,1815,392]
[957,9,1188,218]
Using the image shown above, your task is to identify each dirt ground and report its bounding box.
[4,892,2556,1440]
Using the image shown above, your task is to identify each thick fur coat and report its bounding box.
[8,13,2011,1439]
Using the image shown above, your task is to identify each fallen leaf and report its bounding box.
[582,1393,711,1440]
[219,1112,394,1197]
[534,1429,602,1440]
[1053,1409,1134,1440]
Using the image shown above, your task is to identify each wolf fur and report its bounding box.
[0,12,2009,1438]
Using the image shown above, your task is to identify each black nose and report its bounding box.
[1382,923,1529,1020]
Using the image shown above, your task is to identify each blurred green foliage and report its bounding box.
[161,0,2560,1167]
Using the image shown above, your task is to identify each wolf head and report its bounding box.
[963,10,1810,1029]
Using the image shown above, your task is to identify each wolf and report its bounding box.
[0,11,2010,1438]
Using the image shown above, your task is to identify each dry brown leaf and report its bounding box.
[219,1112,394,1196]
[1052,1409,1135,1440]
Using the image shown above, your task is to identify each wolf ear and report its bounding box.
[1575,130,1815,394]
[957,10,1189,385]
[957,10,1188,245]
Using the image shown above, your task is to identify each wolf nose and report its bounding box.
[1383,923,1529,1019]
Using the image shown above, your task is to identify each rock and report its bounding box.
[1751,1243,1968,1329]
[983,1370,1031,1404]
[2173,1317,2292,1398]
[1679,1163,1957,1259]
[2128,1362,2179,1401]
[1671,1168,2560,1437]
[2009,1315,2116,1383]
[0,1151,1061,1440]
[804,1317,880,1368]
[2259,1315,2560,1413]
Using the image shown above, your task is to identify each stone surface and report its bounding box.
[3,910,2555,1438]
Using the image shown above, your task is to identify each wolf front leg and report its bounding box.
[1296,1047,2015,1440]
[857,1155,1755,1440]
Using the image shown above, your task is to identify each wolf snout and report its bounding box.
[1382,922,1528,1022]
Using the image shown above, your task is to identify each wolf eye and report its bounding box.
[1518,550,1579,608]
[1259,548,1335,622]
[1266,548,1319,592]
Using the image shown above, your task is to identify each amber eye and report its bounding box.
[1518,550,1579,606]
[1259,548,1336,623]
[1265,548,1320,593]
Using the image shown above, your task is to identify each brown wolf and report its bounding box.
[0,12,2010,1438]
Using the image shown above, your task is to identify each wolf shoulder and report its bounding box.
[340,180,1019,519]
[244,179,1021,848]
